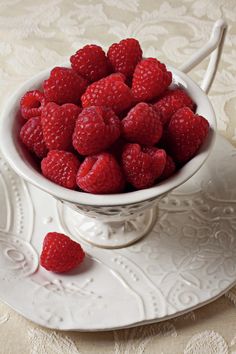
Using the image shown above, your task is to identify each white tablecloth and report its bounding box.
[0,0,236,353]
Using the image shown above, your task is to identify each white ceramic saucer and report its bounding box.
[0,133,236,331]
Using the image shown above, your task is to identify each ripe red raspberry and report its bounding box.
[77,152,125,194]
[41,102,81,151]
[40,232,85,273]
[20,90,46,120]
[153,89,195,125]
[122,144,166,189]
[159,154,176,180]
[107,38,142,78]
[121,102,163,146]
[81,73,133,114]
[73,106,120,156]
[132,58,172,102]
[41,150,80,189]
[70,44,110,82]
[43,67,88,105]
[166,107,209,163]
[107,73,126,81]
[20,116,48,158]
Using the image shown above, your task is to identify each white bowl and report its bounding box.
[0,65,216,248]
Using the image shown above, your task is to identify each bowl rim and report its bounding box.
[0,65,216,207]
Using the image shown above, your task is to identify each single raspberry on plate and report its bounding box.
[166,107,209,163]
[70,44,110,82]
[73,106,120,156]
[41,150,80,189]
[20,90,46,120]
[41,102,81,151]
[107,38,142,78]
[153,88,195,125]
[81,73,133,114]
[40,232,85,273]
[132,58,172,102]
[122,144,166,189]
[121,102,163,146]
[43,67,88,105]
[20,116,48,158]
[77,152,125,194]
[159,154,176,180]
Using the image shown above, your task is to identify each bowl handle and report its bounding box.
[179,19,227,93]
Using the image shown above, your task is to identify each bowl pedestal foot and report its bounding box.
[59,203,158,249]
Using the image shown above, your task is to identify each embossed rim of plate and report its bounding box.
[0,64,216,206]
[2,281,236,332]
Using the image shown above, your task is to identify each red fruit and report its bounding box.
[41,150,80,189]
[41,102,81,151]
[81,74,133,114]
[40,232,85,273]
[166,107,209,163]
[107,73,126,81]
[43,67,88,105]
[121,102,163,146]
[108,38,142,78]
[20,116,48,158]
[159,154,176,180]
[77,152,125,194]
[132,58,172,102]
[73,106,120,156]
[20,90,46,120]
[153,89,195,125]
[70,44,110,82]
[122,144,166,189]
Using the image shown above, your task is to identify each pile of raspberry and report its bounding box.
[19,38,209,194]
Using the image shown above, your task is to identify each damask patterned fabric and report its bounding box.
[0,0,236,353]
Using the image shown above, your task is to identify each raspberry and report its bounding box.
[20,116,48,158]
[77,152,125,194]
[20,90,46,120]
[41,102,81,151]
[166,107,209,163]
[73,106,120,156]
[40,232,85,273]
[107,73,126,81]
[159,154,176,180]
[122,144,166,189]
[121,102,163,145]
[70,44,110,82]
[41,150,80,189]
[81,74,133,114]
[107,38,142,78]
[132,58,172,102]
[43,67,88,105]
[153,89,195,125]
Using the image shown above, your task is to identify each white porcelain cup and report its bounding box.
[0,20,227,248]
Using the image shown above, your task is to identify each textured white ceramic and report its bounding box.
[0,63,217,204]
[0,19,228,248]
[0,134,236,331]
[0,20,227,248]
[0,67,217,248]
